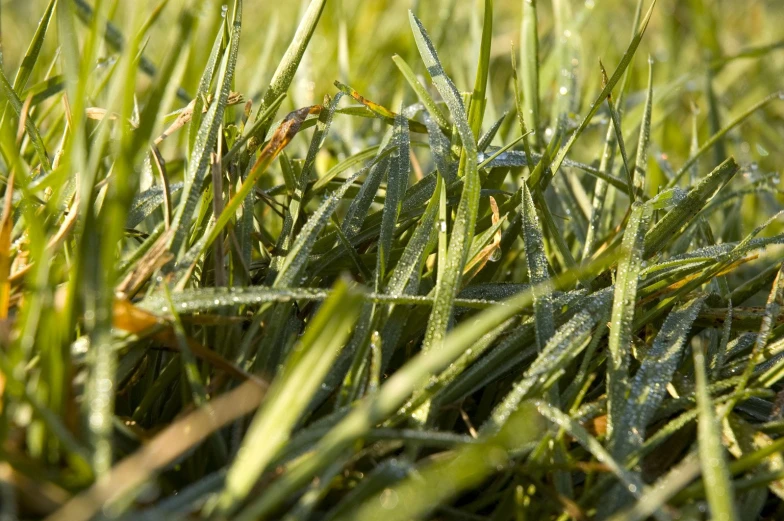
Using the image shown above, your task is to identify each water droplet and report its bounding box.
[559,86,569,96]
[379,488,399,509]
[438,220,447,233]
[220,4,228,17]
[489,248,502,262]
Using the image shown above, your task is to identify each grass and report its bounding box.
[0,0,783,519]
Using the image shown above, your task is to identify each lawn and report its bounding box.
[1,0,784,519]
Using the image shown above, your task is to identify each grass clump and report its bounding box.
[1,0,784,519]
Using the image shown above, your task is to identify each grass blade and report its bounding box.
[694,341,739,521]
[217,280,362,515]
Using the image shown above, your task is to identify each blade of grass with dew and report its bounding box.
[633,57,654,196]
[232,256,614,520]
[392,54,450,132]
[606,201,651,448]
[409,12,480,355]
[521,183,554,351]
[694,341,740,521]
[187,22,225,157]
[341,156,391,239]
[482,288,612,433]
[167,2,241,259]
[376,113,410,286]
[644,157,739,256]
[613,296,706,462]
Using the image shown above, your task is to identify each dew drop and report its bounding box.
[559,86,569,96]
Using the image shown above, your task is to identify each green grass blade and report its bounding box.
[633,57,654,196]
[409,11,480,352]
[187,23,226,157]
[467,0,492,138]
[694,341,739,521]
[250,0,327,145]
[520,0,540,147]
[10,0,56,94]
[644,157,739,256]
[168,1,242,258]
[607,202,652,446]
[217,279,362,515]
[0,67,51,170]
[392,54,450,131]
[521,184,554,350]
[614,296,707,461]
[376,113,410,287]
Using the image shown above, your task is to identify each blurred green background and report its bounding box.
[3,0,783,194]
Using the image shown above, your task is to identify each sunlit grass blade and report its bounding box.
[520,0,540,147]
[633,57,654,196]
[216,279,362,516]
[694,341,739,521]
[250,0,327,145]
[467,0,492,137]
[335,402,545,521]
[392,54,450,131]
